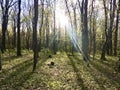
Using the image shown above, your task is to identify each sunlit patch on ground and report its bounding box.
[0,51,120,90]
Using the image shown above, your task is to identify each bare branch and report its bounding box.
[8,1,17,8]
[64,0,73,26]
[9,0,14,5]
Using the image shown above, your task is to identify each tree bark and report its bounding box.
[82,0,89,61]
[89,0,94,55]
[1,10,9,53]
[17,0,21,56]
[38,0,44,52]
[53,0,56,54]
[13,18,16,48]
[0,50,2,70]
[46,13,49,48]
[101,0,108,60]
[33,0,38,71]
[108,0,116,55]
[114,0,120,56]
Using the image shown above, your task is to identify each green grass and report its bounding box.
[0,51,120,90]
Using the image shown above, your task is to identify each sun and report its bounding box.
[55,7,69,28]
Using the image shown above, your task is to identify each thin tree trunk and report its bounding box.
[108,0,116,55]
[26,25,30,50]
[93,17,96,60]
[53,0,56,54]
[114,0,120,56]
[13,18,16,48]
[17,0,21,56]
[64,0,73,54]
[89,0,94,55]
[46,18,49,48]
[0,50,2,70]
[101,0,108,60]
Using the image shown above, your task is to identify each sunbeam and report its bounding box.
[55,8,89,61]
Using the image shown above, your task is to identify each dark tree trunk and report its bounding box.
[101,0,108,60]
[0,51,2,70]
[1,11,9,53]
[17,0,21,56]
[33,0,38,71]
[92,17,96,60]
[46,14,49,48]
[81,0,89,61]
[114,0,120,56]
[108,0,116,55]
[101,40,107,60]
[13,18,16,48]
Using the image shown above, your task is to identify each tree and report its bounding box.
[11,6,17,48]
[53,0,56,54]
[78,0,89,61]
[92,10,97,60]
[71,1,77,55]
[101,0,116,59]
[64,0,73,54]
[89,0,94,54]
[107,0,116,55]
[101,0,108,60]
[0,49,1,70]
[38,0,44,52]
[33,0,38,71]
[114,0,120,56]
[17,0,21,56]
[45,2,50,48]
[0,0,16,53]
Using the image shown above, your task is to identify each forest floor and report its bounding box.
[0,50,120,90]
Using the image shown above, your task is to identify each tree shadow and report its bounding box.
[93,56,117,69]
[0,58,33,89]
[90,60,120,88]
[67,54,88,90]
[0,53,51,89]
[68,54,112,90]
[73,54,120,88]
[2,55,19,64]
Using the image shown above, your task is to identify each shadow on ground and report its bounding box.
[67,53,88,90]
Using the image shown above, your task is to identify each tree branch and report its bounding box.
[8,1,17,8]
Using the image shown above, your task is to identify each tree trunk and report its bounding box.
[89,0,94,55]
[81,0,89,61]
[114,0,120,56]
[93,17,96,60]
[1,11,9,53]
[33,0,38,71]
[0,50,2,70]
[13,18,16,48]
[26,26,30,50]
[108,0,116,55]
[17,0,21,56]
[101,0,108,60]
[53,0,56,54]
[45,12,49,48]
